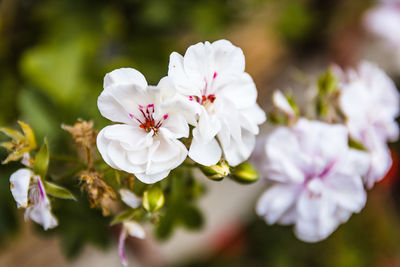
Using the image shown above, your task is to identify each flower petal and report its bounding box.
[189,136,221,166]
[104,68,147,90]
[119,189,142,209]
[10,168,32,208]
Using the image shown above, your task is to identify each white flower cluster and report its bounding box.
[256,61,399,242]
[97,40,265,184]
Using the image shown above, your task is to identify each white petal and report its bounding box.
[168,52,201,96]
[189,137,221,166]
[104,68,147,90]
[101,124,151,151]
[218,73,257,109]
[256,184,298,224]
[135,170,170,184]
[160,114,189,139]
[10,169,32,208]
[210,39,245,76]
[123,221,145,239]
[272,90,295,117]
[119,189,142,209]
[221,129,255,166]
[264,127,305,183]
[25,178,58,230]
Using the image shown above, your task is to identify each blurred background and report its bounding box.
[0,0,400,266]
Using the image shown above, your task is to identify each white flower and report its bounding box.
[10,168,58,230]
[365,1,400,48]
[338,61,400,187]
[168,39,266,166]
[118,221,145,266]
[97,68,189,184]
[256,119,369,242]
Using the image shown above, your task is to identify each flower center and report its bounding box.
[129,104,168,134]
[189,72,218,107]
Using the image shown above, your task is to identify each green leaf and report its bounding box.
[180,205,204,230]
[44,181,76,200]
[349,138,367,151]
[34,138,50,178]
[318,69,338,95]
[110,209,137,226]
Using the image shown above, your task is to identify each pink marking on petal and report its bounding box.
[118,227,128,266]
[129,113,134,119]
[318,160,337,178]
[163,114,169,120]
[37,178,45,201]
[213,72,217,79]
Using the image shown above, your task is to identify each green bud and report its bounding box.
[230,163,259,184]
[199,160,230,181]
[143,186,165,212]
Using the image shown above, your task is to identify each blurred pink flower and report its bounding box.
[338,61,400,188]
[257,119,369,242]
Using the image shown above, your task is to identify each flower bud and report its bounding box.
[143,186,164,212]
[230,163,259,184]
[199,160,230,181]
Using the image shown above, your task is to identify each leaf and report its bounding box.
[180,205,204,230]
[17,121,37,149]
[0,127,24,140]
[349,138,367,151]
[44,181,76,200]
[33,138,49,178]
[110,209,136,226]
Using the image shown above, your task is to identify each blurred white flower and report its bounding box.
[97,68,189,184]
[118,221,145,266]
[10,168,58,230]
[256,119,369,242]
[365,1,400,48]
[168,39,266,166]
[338,61,400,188]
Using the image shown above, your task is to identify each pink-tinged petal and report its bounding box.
[25,178,58,230]
[10,169,32,208]
[189,136,221,166]
[256,184,298,224]
[104,68,147,90]
[118,227,128,266]
[119,189,142,209]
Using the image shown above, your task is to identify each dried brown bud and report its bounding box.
[62,120,97,149]
[79,170,117,216]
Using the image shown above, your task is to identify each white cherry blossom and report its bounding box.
[168,39,266,166]
[338,61,400,188]
[10,168,58,230]
[256,119,369,242]
[97,68,189,184]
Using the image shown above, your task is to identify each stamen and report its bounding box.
[130,104,168,134]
